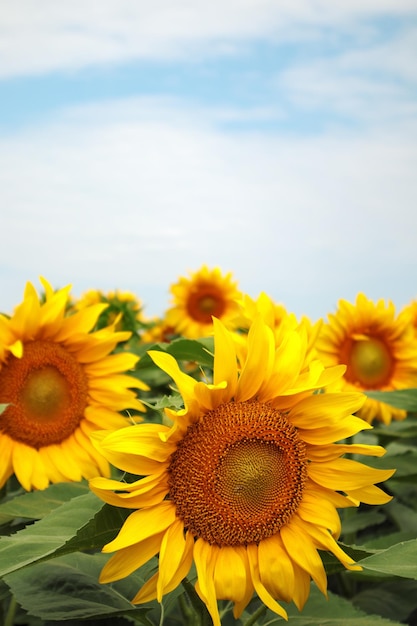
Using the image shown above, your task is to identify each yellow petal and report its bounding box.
[194,539,221,626]
[148,350,201,417]
[257,534,295,604]
[298,416,372,445]
[246,543,288,620]
[348,484,393,505]
[89,472,169,508]
[100,532,164,583]
[157,521,194,602]
[212,317,237,400]
[280,521,327,595]
[308,458,395,492]
[84,353,139,375]
[96,423,173,461]
[9,339,23,358]
[213,545,250,604]
[102,502,176,553]
[236,316,274,402]
[0,434,13,488]
[56,304,108,341]
[297,492,341,538]
[289,393,366,429]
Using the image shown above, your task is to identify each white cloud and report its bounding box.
[0,97,416,319]
[1,0,417,78]
[280,25,417,124]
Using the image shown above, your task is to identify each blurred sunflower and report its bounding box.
[90,315,393,625]
[0,278,148,491]
[165,265,242,338]
[234,292,321,366]
[73,288,145,334]
[400,299,417,337]
[317,293,417,424]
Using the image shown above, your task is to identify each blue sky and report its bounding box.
[1,1,417,320]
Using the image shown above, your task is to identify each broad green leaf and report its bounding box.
[4,552,153,624]
[371,416,417,440]
[340,510,386,535]
[365,389,417,412]
[383,500,417,533]
[54,502,130,557]
[0,492,103,577]
[321,543,378,576]
[359,539,417,579]
[137,337,214,371]
[165,337,214,367]
[251,585,404,625]
[0,481,89,525]
[0,403,8,415]
[353,580,417,624]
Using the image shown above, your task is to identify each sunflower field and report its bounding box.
[1,267,417,626]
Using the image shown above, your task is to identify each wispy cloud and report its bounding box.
[280,24,417,125]
[1,0,416,78]
[0,97,416,317]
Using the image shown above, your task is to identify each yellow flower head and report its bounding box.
[90,315,393,625]
[73,288,145,333]
[317,293,417,424]
[400,299,417,338]
[0,278,149,491]
[165,265,242,338]
[234,292,321,369]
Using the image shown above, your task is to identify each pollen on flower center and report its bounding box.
[186,290,226,323]
[0,340,88,448]
[168,401,307,546]
[21,366,71,421]
[348,337,393,388]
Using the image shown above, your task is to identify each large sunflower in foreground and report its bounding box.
[0,278,148,491]
[316,293,417,424]
[90,315,393,625]
[164,265,242,338]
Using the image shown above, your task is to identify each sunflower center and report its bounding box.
[168,401,307,546]
[186,289,226,323]
[0,340,88,448]
[348,337,393,388]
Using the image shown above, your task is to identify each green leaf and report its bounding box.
[165,337,214,367]
[365,389,417,412]
[384,500,417,533]
[370,415,417,440]
[4,552,153,624]
[147,393,184,411]
[54,503,131,557]
[254,585,404,624]
[359,539,417,579]
[138,337,214,371]
[0,403,8,415]
[352,580,417,624]
[0,481,89,525]
[0,492,103,577]
[340,510,386,535]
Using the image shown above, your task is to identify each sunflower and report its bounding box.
[164,265,242,338]
[233,292,321,368]
[73,288,145,334]
[400,299,417,337]
[0,278,148,491]
[90,315,393,625]
[317,293,417,424]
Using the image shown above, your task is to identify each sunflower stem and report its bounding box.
[244,604,267,626]
[181,577,212,626]
[4,596,17,626]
